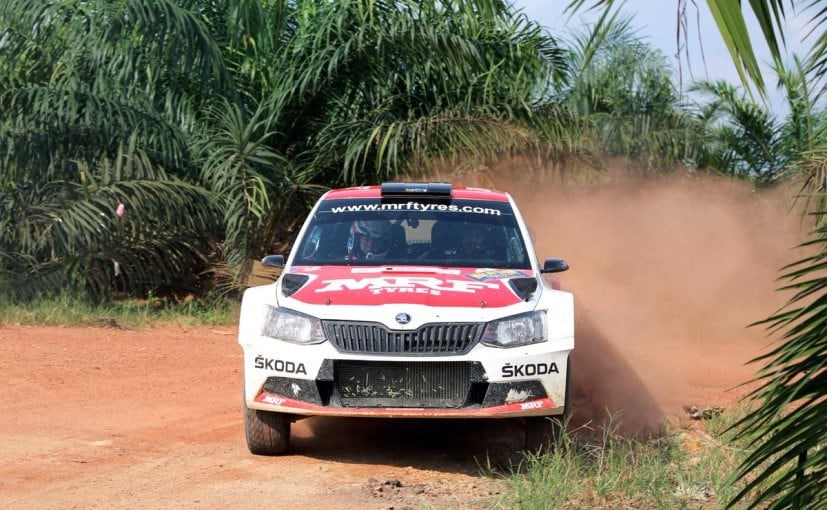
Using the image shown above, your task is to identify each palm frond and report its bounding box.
[4,162,218,298]
[195,100,291,280]
[727,213,827,509]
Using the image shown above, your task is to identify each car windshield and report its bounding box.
[292,198,531,269]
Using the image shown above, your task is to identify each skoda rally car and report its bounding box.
[238,182,574,454]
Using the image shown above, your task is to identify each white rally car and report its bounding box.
[238,182,573,454]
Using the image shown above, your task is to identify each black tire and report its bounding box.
[523,358,571,453]
[243,395,290,455]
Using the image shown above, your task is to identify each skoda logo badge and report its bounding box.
[395,313,411,325]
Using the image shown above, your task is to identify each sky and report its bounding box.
[510,0,813,114]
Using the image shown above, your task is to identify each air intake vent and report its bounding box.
[508,277,538,301]
[334,360,476,407]
[281,273,309,297]
[322,321,483,355]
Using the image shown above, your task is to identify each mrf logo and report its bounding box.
[315,277,499,296]
[502,362,559,378]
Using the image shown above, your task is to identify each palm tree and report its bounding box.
[691,80,787,184]
[569,1,827,508]
[0,0,227,298]
[682,4,827,508]
[556,11,705,173]
[2,0,586,293]
[195,0,579,281]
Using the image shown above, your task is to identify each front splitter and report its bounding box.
[252,391,562,418]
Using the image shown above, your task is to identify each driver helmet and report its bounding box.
[349,220,393,259]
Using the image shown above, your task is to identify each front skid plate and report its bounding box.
[251,392,564,418]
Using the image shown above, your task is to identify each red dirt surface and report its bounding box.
[0,172,807,508]
[0,325,517,509]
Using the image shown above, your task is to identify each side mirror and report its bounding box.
[541,258,569,274]
[261,254,285,268]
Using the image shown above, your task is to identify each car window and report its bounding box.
[292,198,530,269]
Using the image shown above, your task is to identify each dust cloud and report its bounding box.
[492,166,807,434]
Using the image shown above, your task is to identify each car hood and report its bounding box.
[284,265,536,308]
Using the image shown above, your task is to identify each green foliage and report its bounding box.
[0,291,239,327]
[1,0,580,294]
[566,4,827,505]
[668,3,827,509]
[2,0,822,303]
[692,80,788,184]
[499,412,755,509]
[1,149,218,298]
[726,218,827,510]
[223,0,572,184]
[704,0,827,100]
[195,101,290,280]
[0,0,225,298]
[691,63,826,185]
[555,10,706,173]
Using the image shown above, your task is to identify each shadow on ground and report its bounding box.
[287,314,662,472]
[293,416,527,475]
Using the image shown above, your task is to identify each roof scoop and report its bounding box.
[380,182,452,196]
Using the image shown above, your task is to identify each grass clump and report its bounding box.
[498,409,754,509]
[0,291,240,328]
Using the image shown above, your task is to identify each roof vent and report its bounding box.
[380,182,452,196]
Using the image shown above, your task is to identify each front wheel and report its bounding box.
[243,395,290,455]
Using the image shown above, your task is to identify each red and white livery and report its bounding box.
[238,182,574,454]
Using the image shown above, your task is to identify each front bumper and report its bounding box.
[241,340,571,419]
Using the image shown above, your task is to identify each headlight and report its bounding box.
[481,311,546,348]
[261,306,326,345]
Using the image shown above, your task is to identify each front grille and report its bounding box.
[323,321,483,355]
[333,360,478,408]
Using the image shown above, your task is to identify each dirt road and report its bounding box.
[0,310,769,510]
[0,325,520,510]
[0,174,803,509]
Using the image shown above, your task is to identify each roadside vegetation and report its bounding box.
[498,408,757,510]
[0,292,239,328]
[1,0,825,508]
[2,0,824,300]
